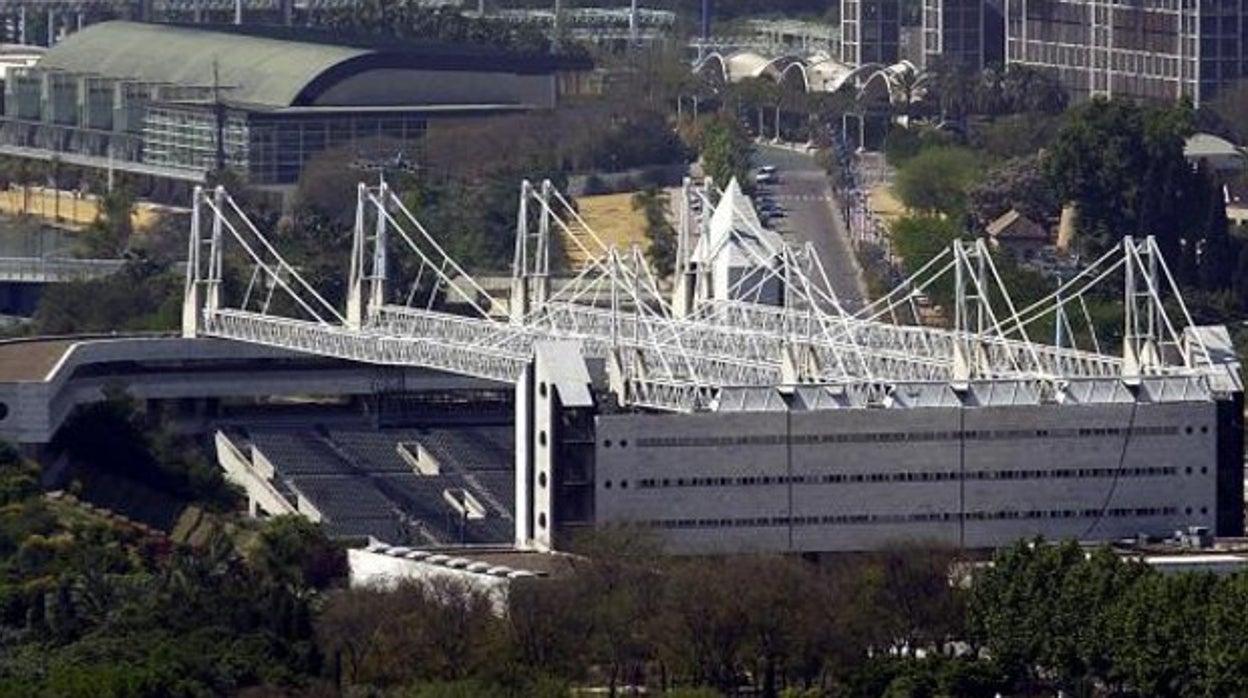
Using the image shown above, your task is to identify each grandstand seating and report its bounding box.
[246,424,516,546]
[248,429,352,475]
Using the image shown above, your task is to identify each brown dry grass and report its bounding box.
[560,192,650,268]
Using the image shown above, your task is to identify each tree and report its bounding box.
[32,261,181,335]
[926,57,976,124]
[1046,98,1202,268]
[698,115,753,190]
[633,187,677,278]
[966,153,1060,227]
[566,526,663,696]
[1194,162,1232,291]
[248,515,346,596]
[77,181,135,258]
[893,146,983,215]
[1204,77,1248,144]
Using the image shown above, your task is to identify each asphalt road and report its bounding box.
[752,144,867,313]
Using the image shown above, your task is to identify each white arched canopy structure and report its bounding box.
[692,50,922,104]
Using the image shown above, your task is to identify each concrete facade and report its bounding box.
[594,389,1221,553]
[0,335,496,446]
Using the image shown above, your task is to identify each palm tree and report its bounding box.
[886,62,929,128]
[1005,64,1068,114]
[975,63,1007,116]
[928,57,975,125]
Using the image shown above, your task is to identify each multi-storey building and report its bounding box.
[844,0,1000,72]
[841,0,903,65]
[922,0,988,69]
[0,21,586,187]
[1005,0,1245,106]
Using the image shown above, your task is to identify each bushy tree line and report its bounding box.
[307,0,569,56]
[971,540,1248,698]
[890,99,1234,300]
[313,533,1248,698]
[317,532,980,698]
[0,442,347,698]
[684,114,753,192]
[5,434,1248,698]
[50,391,238,515]
[633,187,678,278]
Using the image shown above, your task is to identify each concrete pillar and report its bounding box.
[513,363,533,548]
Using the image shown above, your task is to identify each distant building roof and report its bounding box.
[1185,133,1245,172]
[39,21,578,110]
[986,209,1048,241]
[1186,132,1240,158]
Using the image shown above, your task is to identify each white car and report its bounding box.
[755,171,776,184]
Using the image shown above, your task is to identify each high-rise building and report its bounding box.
[841,0,903,65]
[1005,0,1245,107]
[922,0,988,69]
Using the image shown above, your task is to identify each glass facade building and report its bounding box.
[841,0,903,65]
[923,0,989,68]
[1005,0,1246,106]
[0,21,573,185]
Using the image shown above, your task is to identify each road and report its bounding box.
[752,144,867,313]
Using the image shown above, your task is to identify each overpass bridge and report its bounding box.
[179,177,1231,414]
[0,255,124,283]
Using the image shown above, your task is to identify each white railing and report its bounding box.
[0,257,125,283]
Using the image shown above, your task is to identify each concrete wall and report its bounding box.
[215,430,297,519]
[595,399,1220,553]
[0,335,499,445]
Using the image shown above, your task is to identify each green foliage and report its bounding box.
[966,153,1059,227]
[893,147,984,216]
[0,444,37,506]
[1045,98,1230,291]
[968,112,1066,160]
[309,1,565,55]
[76,184,135,259]
[248,515,347,595]
[31,262,181,335]
[890,215,964,275]
[633,187,677,278]
[697,115,753,191]
[966,539,1248,698]
[0,446,329,697]
[51,391,237,513]
[662,688,723,698]
[881,126,955,167]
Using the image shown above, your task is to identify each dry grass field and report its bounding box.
[559,192,650,269]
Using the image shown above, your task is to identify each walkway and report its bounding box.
[754,143,868,312]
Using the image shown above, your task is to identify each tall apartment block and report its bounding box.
[1005,0,1246,106]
